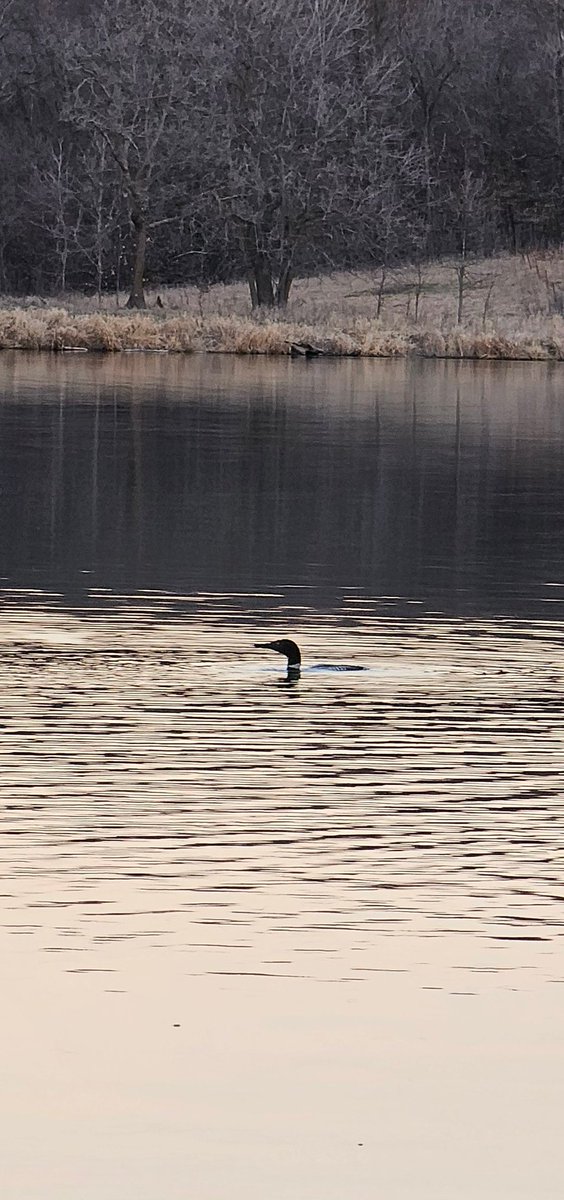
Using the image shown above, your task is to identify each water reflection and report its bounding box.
[1,353,564,614]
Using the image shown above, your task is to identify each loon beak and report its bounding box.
[255,641,276,649]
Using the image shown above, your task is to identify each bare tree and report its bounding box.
[63,0,201,307]
[450,168,486,323]
[73,135,126,303]
[204,0,408,308]
[0,0,563,299]
[522,0,564,237]
[392,0,472,249]
[29,140,84,291]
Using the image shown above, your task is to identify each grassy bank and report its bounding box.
[3,250,564,359]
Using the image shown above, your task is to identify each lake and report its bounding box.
[1,351,564,1200]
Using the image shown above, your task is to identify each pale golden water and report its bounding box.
[1,354,564,1200]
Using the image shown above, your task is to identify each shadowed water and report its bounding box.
[1,354,564,1200]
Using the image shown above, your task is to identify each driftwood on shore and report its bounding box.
[288,340,324,357]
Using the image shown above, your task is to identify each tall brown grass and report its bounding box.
[3,250,564,358]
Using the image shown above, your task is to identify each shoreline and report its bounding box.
[3,251,564,361]
[0,307,563,361]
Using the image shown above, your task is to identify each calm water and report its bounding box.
[1,352,564,1200]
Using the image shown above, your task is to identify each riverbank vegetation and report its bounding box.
[2,251,564,358]
[1,0,564,319]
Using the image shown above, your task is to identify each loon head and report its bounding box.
[255,638,301,668]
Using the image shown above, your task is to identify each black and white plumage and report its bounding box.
[255,638,365,676]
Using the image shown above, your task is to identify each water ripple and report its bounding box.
[1,595,563,991]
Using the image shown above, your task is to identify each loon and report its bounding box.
[255,638,365,676]
[255,638,302,671]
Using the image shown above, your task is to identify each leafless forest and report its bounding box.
[0,0,562,309]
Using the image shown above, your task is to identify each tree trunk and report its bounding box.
[506,203,517,254]
[247,270,259,309]
[376,266,387,318]
[248,253,275,308]
[247,256,295,309]
[422,117,434,253]
[60,242,68,293]
[456,260,465,324]
[127,210,147,309]
[275,259,293,307]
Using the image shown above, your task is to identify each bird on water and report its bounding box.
[255,638,365,678]
[255,638,302,673]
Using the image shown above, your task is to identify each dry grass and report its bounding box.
[3,249,564,358]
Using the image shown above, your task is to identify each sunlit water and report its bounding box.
[1,354,564,1200]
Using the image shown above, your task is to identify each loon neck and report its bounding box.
[255,638,301,667]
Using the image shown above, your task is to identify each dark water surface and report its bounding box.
[1,353,564,1200]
